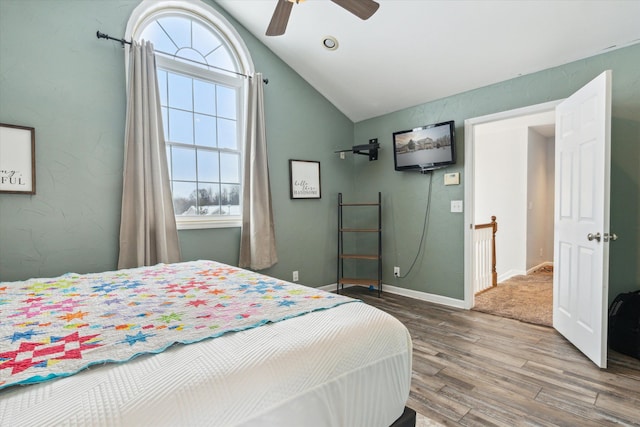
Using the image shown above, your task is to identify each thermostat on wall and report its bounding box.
[444,172,460,185]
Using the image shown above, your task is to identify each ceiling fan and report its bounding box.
[266,0,380,36]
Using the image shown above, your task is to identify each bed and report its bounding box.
[0,260,413,426]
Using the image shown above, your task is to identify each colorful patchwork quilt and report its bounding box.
[0,260,356,390]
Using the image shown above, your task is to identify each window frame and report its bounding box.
[126,0,254,230]
[157,56,244,229]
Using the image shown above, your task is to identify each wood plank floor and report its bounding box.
[339,287,640,426]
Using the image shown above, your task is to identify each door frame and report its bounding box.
[463,100,563,309]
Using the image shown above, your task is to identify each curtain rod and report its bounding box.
[96,31,268,84]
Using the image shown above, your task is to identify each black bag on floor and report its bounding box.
[608,290,640,360]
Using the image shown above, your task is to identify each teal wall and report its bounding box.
[354,44,640,301]
[1,0,638,305]
[0,0,354,284]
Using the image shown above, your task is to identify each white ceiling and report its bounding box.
[216,0,640,123]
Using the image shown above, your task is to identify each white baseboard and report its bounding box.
[382,284,467,309]
[497,269,525,283]
[498,262,554,283]
[527,261,553,275]
[318,283,340,292]
[319,283,466,310]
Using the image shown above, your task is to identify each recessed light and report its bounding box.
[322,36,338,51]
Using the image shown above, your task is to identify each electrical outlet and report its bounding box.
[292,271,299,282]
[394,266,400,277]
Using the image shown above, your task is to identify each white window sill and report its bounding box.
[176,216,242,230]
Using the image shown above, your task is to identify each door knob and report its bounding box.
[587,232,601,242]
[604,232,618,242]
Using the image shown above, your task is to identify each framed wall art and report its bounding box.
[0,123,36,194]
[289,159,320,199]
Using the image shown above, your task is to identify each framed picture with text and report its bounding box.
[0,123,36,194]
[289,159,320,199]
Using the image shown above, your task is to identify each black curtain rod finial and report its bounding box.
[97,30,130,47]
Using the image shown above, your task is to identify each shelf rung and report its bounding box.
[339,278,380,286]
[340,254,380,260]
[339,228,380,232]
[340,202,380,206]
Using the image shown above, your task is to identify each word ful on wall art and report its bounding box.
[0,123,36,194]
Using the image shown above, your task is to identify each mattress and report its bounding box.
[0,264,412,426]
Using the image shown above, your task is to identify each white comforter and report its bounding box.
[0,301,412,427]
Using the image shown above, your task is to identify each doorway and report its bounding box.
[465,72,613,368]
[469,111,556,326]
[463,100,562,311]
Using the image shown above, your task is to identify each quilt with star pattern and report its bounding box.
[0,260,356,390]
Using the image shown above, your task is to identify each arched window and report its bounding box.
[126,0,253,229]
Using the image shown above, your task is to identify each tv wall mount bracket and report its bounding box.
[336,139,379,161]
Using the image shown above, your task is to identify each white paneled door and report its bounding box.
[553,70,612,368]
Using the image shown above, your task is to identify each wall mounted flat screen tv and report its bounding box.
[392,120,456,172]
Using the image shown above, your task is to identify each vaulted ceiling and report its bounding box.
[216,0,640,122]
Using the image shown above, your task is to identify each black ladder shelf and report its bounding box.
[337,192,382,297]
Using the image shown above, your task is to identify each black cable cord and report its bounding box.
[397,171,433,279]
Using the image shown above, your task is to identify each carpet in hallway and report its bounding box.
[472,266,553,327]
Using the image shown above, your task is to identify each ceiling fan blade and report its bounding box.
[266,0,294,36]
[330,0,380,20]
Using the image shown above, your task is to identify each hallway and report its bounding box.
[473,266,553,327]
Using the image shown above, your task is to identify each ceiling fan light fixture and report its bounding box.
[323,36,339,51]
[267,0,379,36]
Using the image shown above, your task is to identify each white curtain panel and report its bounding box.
[239,73,278,270]
[118,40,181,269]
